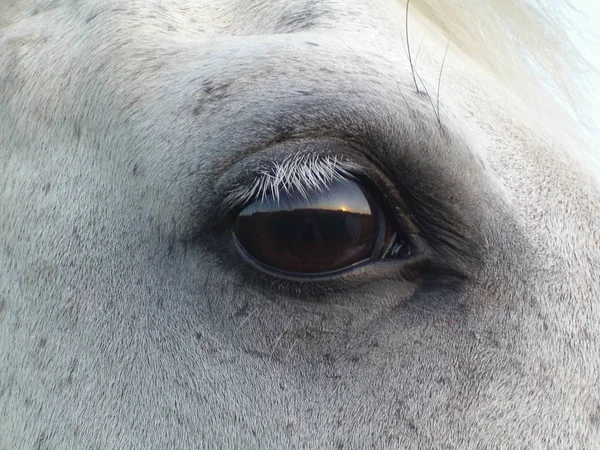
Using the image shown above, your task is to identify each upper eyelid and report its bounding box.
[220,150,364,213]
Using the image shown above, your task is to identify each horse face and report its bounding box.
[1,0,599,447]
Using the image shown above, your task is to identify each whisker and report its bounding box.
[405,0,420,93]
[284,339,300,361]
[436,41,451,125]
[414,71,437,118]
[235,306,260,332]
[269,316,295,360]
[413,35,426,73]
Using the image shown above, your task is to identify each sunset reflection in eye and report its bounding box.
[238,179,373,217]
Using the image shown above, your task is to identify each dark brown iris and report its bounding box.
[233,179,391,275]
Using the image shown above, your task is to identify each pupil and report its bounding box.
[233,179,381,274]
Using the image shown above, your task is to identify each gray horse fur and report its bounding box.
[1,0,599,448]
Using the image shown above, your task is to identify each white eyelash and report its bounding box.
[225,153,359,209]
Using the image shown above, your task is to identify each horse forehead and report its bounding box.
[33,0,396,31]
[74,0,406,55]
[3,0,450,150]
[1,0,561,222]
[0,0,567,182]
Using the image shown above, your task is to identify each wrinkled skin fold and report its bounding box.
[0,0,599,448]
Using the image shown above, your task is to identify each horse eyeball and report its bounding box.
[232,179,399,276]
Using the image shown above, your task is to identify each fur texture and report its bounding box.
[1,0,599,448]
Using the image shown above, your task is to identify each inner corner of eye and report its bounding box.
[231,175,411,277]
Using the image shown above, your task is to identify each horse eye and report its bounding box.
[232,178,408,276]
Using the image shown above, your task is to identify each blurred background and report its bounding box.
[565,0,600,143]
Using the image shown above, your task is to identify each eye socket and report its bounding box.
[232,178,410,277]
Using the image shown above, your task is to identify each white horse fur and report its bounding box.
[1,0,599,448]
